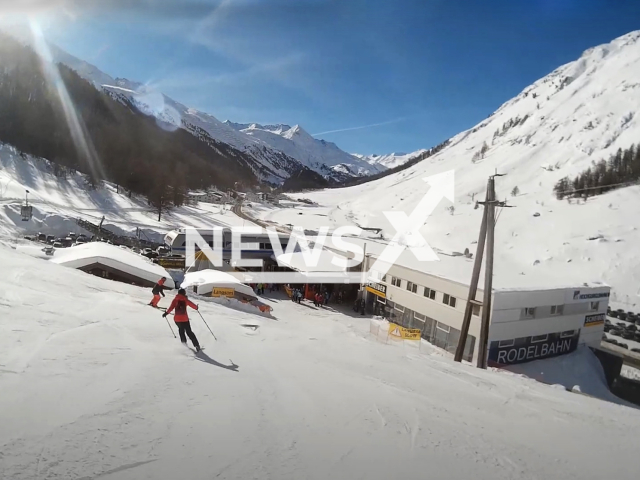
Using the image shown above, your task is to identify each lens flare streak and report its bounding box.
[28,19,106,181]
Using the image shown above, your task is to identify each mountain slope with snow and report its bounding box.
[354,151,428,170]
[253,30,640,307]
[10,29,372,183]
[224,122,387,180]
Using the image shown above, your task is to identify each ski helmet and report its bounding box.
[178,288,186,295]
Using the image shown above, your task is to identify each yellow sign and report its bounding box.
[366,285,386,298]
[388,322,421,340]
[212,287,235,298]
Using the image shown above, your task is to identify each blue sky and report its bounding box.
[9,0,640,154]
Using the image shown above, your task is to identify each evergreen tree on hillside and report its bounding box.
[554,142,640,200]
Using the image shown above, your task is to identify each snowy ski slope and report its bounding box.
[0,143,255,241]
[1,243,640,479]
[253,31,640,308]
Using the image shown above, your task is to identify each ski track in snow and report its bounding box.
[0,243,640,479]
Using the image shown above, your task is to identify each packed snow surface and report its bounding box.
[181,269,256,298]
[50,242,175,289]
[1,244,639,480]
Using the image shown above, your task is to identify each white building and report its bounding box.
[187,191,226,204]
[362,255,609,366]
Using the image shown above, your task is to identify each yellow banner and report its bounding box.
[212,287,235,298]
[388,322,421,340]
[366,285,386,298]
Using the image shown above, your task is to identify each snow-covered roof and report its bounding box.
[276,250,348,274]
[181,269,256,299]
[50,243,175,288]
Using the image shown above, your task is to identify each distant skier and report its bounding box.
[149,276,167,308]
[163,288,201,352]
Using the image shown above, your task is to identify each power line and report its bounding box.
[557,179,639,196]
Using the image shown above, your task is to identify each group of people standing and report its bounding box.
[290,288,303,303]
[251,283,278,295]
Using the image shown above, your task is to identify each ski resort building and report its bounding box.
[50,243,175,289]
[361,254,609,365]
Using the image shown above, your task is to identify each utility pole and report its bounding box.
[455,173,511,368]
[477,176,496,369]
[454,180,489,363]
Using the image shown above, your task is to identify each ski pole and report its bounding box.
[197,310,217,341]
[163,313,176,338]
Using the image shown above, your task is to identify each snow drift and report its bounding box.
[50,242,175,288]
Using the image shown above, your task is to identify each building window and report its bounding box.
[472,304,481,317]
[550,305,564,316]
[394,304,405,313]
[498,339,515,348]
[391,276,402,287]
[590,301,599,312]
[406,281,418,293]
[443,293,457,308]
[423,287,436,300]
[531,334,548,343]
[560,330,575,338]
[376,296,386,305]
[522,307,536,319]
[410,312,425,331]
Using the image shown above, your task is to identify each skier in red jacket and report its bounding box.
[163,288,201,351]
[149,277,167,308]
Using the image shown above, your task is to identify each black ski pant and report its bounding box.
[175,320,200,348]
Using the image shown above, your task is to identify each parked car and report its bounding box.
[619,343,629,349]
[610,329,623,337]
[609,310,619,318]
[42,246,54,256]
[157,246,170,255]
[621,330,635,340]
[618,312,628,320]
[141,248,158,259]
[631,348,640,354]
[46,235,55,244]
[37,233,47,242]
[52,241,63,248]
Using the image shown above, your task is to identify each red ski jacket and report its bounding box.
[166,294,198,322]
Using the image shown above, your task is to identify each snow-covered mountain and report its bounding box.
[354,151,427,170]
[223,121,387,180]
[2,25,371,184]
[256,31,640,307]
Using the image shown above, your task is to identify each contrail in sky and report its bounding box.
[312,117,407,136]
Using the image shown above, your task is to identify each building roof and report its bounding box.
[276,249,349,274]
[181,269,256,299]
[50,243,175,288]
[319,234,609,293]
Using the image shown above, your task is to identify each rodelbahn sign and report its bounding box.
[488,330,581,366]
